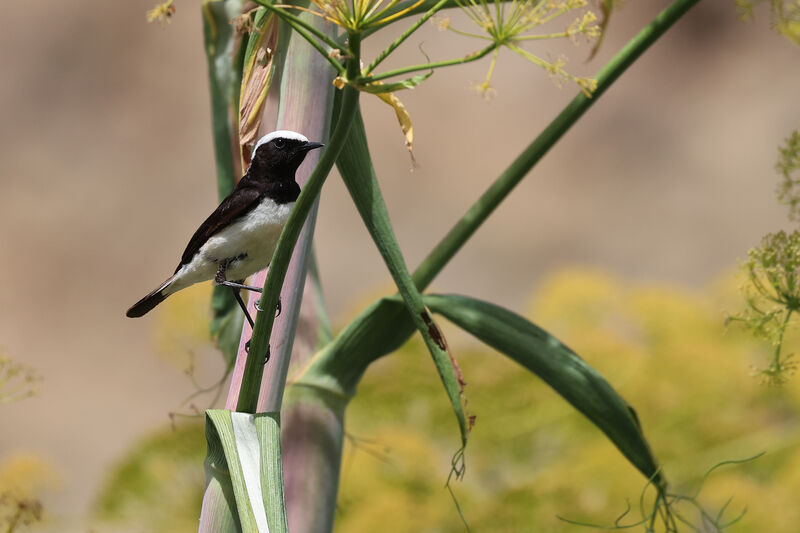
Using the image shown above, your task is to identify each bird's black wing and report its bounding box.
[175,185,263,272]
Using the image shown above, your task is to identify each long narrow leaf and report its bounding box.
[335,105,470,446]
[202,0,247,366]
[424,293,663,485]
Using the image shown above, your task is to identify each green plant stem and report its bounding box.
[774,309,793,365]
[412,0,702,289]
[366,43,496,82]
[365,0,450,74]
[235,36,361,413]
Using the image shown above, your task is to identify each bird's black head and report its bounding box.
[250,131,324,178]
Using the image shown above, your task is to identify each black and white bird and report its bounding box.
[126,130,323,323]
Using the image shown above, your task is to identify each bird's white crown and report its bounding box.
[253,130,308,155]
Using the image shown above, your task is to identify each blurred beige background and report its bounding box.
[1,0,798,528]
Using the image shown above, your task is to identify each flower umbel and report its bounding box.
[444,0,600,96]
[731,230,800,385]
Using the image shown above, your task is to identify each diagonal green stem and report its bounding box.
[367,43,496,82]
[235,36,362,413]
[364,0,450,75]
[412,0,702,289]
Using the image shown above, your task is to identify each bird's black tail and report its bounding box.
[126,280,172,317]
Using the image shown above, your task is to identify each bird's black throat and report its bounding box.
[238,168,301,205]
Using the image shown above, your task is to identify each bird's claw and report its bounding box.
[254,297,281,317]
[244,338,270,365]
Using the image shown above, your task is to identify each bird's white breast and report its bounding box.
[170,198,294,291]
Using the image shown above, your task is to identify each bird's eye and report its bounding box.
[274,139,285,149]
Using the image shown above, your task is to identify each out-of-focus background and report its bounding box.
[2,0,799,531]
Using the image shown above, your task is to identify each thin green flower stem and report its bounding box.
[235,36,361,413]
[253,0,347,65]
[506,42,548,69]
[774,309,793,365]
[483,45,499,82]
[364,0,451,75]
[412,0,702,289]
[364,0,406,25]
[367,43,496,82]
[446,27,493,40]
[513,31,579,41]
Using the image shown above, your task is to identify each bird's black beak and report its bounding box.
[299,141,324,153]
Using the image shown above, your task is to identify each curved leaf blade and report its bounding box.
[424,293,663,484]
[335,105,471,446]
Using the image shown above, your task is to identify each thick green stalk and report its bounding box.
[413,0,702,289]
[235,38,362,413]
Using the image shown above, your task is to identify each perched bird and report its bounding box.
[126,130,323,323]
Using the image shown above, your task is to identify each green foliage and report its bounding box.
[94,420,206,533]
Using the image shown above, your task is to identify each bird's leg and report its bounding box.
[216,260,270,363]
[214,258,263,293]
[230,287,254,329]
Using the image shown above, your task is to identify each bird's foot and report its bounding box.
[244,338,271,365]
[254,297,281,317]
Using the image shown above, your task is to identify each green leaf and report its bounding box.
[202,0,244,200]
[204,409,288,533]
[202,0,247,363]
[335,104,471,446]
[424,293,663,484]
[299,294,413,394]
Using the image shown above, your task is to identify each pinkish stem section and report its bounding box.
[282,388,346,533]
